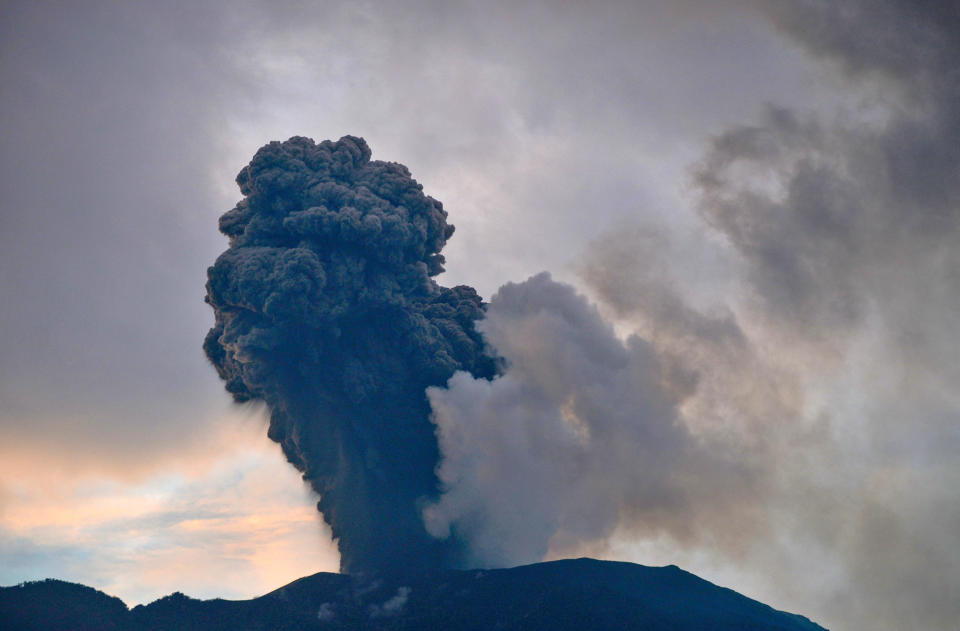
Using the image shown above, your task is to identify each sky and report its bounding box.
[1,1,958,629]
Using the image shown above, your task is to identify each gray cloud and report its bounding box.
[573,2,960,629]
[580,227,804,448]
[697,1,960,352]
[579,220,959,631]
[0,1,246,469]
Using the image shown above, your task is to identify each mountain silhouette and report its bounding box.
[0,558,826,630]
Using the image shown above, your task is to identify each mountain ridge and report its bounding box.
[0,557,827,630]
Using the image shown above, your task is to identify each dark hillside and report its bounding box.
[1,558,827,631]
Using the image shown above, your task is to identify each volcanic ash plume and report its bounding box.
[204,136,498,574]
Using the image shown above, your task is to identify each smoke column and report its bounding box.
[204,136,498,574]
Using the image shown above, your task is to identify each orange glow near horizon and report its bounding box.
[0,412,340,605]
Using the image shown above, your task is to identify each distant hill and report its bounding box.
[0,558,827,630]
[0,579,128,631]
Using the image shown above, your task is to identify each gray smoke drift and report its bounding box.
[683,3,960,628]
[420,5,960,629]
[204,135,498,574]
[422,273,753,568]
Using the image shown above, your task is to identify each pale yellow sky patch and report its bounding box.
[0,407,340,604]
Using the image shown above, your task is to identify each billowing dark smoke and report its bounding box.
[203,135,498,574]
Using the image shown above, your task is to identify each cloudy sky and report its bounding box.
[2,1,958,629]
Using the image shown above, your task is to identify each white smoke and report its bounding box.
[368,586,411,618]
[423,273,749,568]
